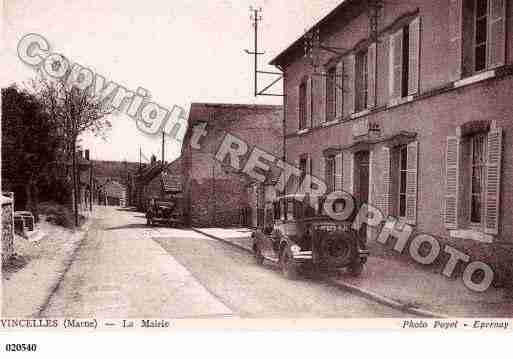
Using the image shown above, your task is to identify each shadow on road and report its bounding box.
[104,224,150,231]
[115,207,141,213]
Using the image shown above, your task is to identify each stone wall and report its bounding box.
[2,194,15,262]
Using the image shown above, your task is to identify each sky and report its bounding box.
[2,0,342,163]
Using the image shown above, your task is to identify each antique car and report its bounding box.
[252,194,368,279]
[146,196,184,227]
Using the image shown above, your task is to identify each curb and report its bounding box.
[34,219,93,317]
[193,228,448,319]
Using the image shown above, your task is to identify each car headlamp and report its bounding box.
[290,244,301,253]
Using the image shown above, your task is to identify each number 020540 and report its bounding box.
[5,344,38,352]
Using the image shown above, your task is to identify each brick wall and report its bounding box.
[278,0,513,242]
[183,103,283,227]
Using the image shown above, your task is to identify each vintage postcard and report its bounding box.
[1,0,513,345]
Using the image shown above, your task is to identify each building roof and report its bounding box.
[188,102,282,125]
[270,0,353,67]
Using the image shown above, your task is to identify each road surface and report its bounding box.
[41,206,405,318]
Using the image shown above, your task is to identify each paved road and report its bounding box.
[41,207,404,318]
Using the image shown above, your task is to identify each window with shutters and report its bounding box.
[389,17,420,99]
[325,155,336,193]
[460,0,507,75]
[299,81,307,130]
[326,66,337,122]
[355,49,369,112]
[444,124,503,236]
[385,143,418,223]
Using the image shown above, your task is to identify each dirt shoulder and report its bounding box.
[2,218,92,317]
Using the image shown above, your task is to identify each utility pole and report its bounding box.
[251,7,261,96]
[89,155,93,211]
[244,7,283,97]
[161,131,165,165]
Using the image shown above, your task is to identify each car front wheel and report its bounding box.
[281,247,299,280]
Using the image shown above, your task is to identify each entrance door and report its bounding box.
[354,151,370,238]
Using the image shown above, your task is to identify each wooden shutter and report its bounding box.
[449,0,463,81]
[335,153,343,191]
[319,72,327,124]
[444,137,461,229]
[381,147,392,217]
[344,55,355,115]
[306,77,312,128]
[367,43,377,108]
[335,61,344,119]
[406,141,419,225]
[484,127,503,235]
[342,152,353,194]
[488,0,506,69]
[408,17,421,95]
[389,29,403,99]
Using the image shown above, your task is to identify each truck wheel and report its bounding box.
[281,247,298,280]
[348,260,364,277]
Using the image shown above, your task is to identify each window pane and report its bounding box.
[299,83,307,129]
[399,194,406,217]
[471,195,482,223]
[326,67,336,121]
[475,45,487,71]
[476,18,487,44]
[400,171,407,194]
[400,146,408,170]
[476,0,488,17]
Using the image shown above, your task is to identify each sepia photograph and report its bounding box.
[1,0,513,345]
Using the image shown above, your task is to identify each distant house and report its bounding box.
[181,102,283,227]
[99,180,127,207]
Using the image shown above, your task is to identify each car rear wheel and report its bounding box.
[281,247,298,280]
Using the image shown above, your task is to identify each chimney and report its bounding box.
[85,149,90,161]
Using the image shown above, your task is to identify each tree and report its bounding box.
[30,72,112,226]
[1,85,61,217]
